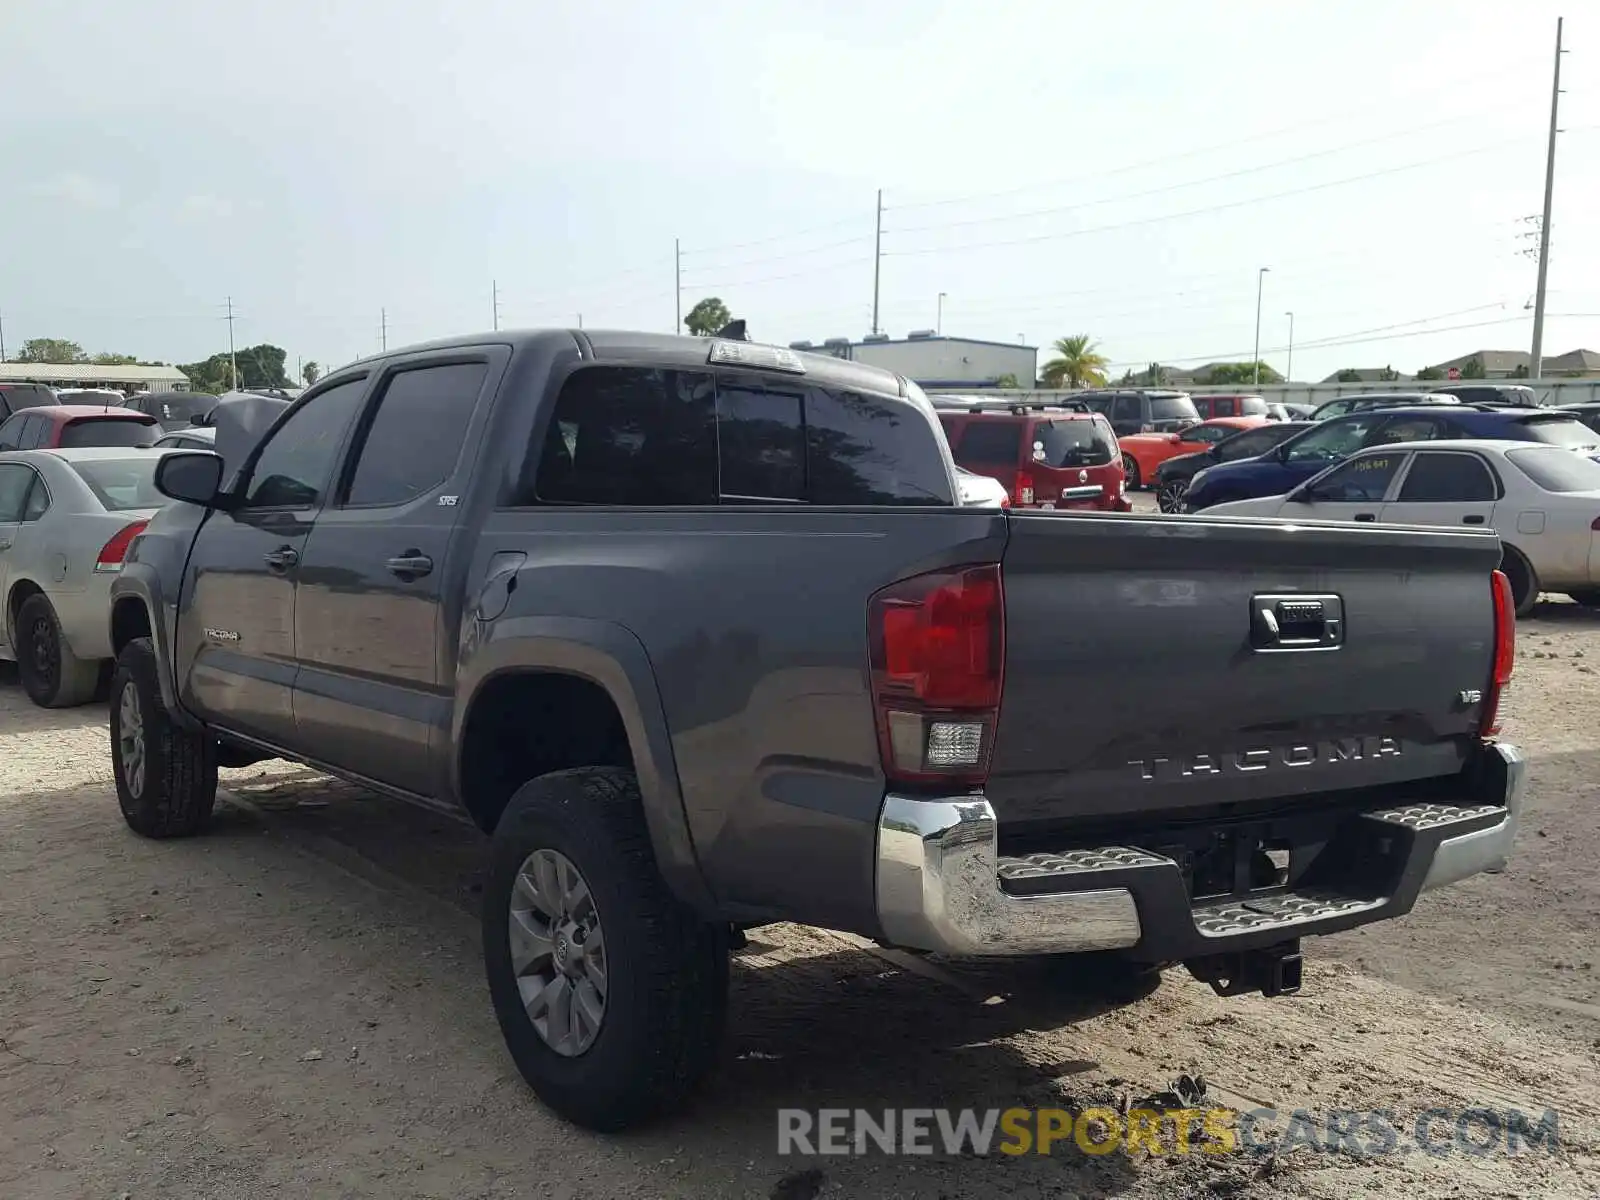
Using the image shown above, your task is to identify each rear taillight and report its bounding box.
[1014,470,1035,506]
[868,564,1004,788]
[95,520,149,573]
[1481,568,1515,737]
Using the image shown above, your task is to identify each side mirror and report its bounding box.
[155,450,227,508]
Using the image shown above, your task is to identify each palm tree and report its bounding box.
[1040,335,1109,388]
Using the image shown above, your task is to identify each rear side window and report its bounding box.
[59,418,156,449]
[950,421,1023,463]
[1396,452,1498,502]
[1110,395,1141,423]
[344,362,488,507]
[1037,419,1114,467]
[716,379,805,501]
[807,388,954,505]
[534,367,717,505]
[0,413,24,452]
[1219,427,1286,460]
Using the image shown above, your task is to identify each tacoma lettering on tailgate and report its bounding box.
[1129,737,1402,781]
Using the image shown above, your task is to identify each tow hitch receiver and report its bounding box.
[1186,940,1303,998]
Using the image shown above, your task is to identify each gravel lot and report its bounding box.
[3,596,1598,1198]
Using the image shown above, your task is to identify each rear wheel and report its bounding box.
[1155,478,1188,513]
[15,594,100,708]
[1500,548,1539,617]
[1121,453,1142,491]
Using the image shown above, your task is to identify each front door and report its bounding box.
[1281,450,1408,524]
[176,377,369,747]
[292,355,498,792]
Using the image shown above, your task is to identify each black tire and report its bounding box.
[14,594,101,708]
[1567,589,1600,608]
[1499,548,1539,618]
[482,767,729,1131]
[1121,453,1142,491]
[110,637,218,838]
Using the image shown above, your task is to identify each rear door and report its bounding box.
[0,464,31,653]
[991,509,1503,829]
[1034,417,1118,507]
[176,376,369,747]
[291,353,501,791]
[1380,450,1499,530]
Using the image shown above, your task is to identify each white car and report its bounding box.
[153,425,217,451]
[1205,438,1600,615]
[0,447,168,707]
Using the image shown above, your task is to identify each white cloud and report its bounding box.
[30,172,120,210]
[180,193,234,220]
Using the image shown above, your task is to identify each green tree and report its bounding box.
[180,342,291,393]
[1379,365,1400,382]
[1512,363,1530,379]
[17,338,87,363]
[1461,357,1487,380]
[1335,368,1364,384]
[1198,361,1284,386]
[303,360,322,385]
[683,297,731,337]
[1415,365,1445,381]
[1039,335,1109,388]
[1146,362,1168,385]
[993,373,1020,389]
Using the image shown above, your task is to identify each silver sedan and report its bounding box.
[0,447,168,707]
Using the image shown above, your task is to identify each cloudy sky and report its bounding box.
[3,0,1596,382]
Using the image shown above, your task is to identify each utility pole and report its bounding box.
[674,238,681,335]
[492,280,501,331]
[577,313,583,330]
[1252,267,1270,386]
[1530,16,1566,381]
[0,310,6,362]
[871,189,883,336]
[381,307,388,353]
[1284,311,1295,383]
[937,292,946,336]
[225,296,238,390]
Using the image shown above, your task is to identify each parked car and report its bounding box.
[123,390,218,432]
[1556,401,1600,437]
[1184,405,1599,512]
[152,427,216,452]
[0,405,160,453]
[1117,415,1266,491]
[0,447,168,706]
[1265,402,1296,421]
[1204,439,1600,615]
[954,466,1009,508]
[1280,402,1318,419]
[1425,383,1539,407]
[1308,392,1462,421]
[54,388,131,406]
[1075,389,1202,436]
[107,329,1521,1133]
[0,382,60,419]
[1152,420,1311,512]
[938,403,1129,510]
[1190,394,1270,420]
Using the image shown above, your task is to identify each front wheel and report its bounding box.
[482,767,729,1131]
[1121,454,1142,491]
[1155,478,1188,513]
[110,638,218,838]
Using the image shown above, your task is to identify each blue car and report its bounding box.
[1184,405,1599,512]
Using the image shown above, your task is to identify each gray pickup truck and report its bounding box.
[107,329,1523,1131]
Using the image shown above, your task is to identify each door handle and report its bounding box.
[1354,512,1377,522]
[386,552,434,580]
[263,546,299,572]
[1463,514,1486,525]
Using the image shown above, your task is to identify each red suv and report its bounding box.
[0,404,159,452]
[936,402,1130,511]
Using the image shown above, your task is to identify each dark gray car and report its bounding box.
[103,329,1525,1132]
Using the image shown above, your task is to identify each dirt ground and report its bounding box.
[2,602,1598,1199]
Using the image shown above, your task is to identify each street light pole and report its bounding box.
[1284,311,1295,383]
[1252,268,1270,386]
[937,292,946,335]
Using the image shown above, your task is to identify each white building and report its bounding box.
[0,362,189,392]
[790,332,1037,389]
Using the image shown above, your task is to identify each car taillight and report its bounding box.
[868,564,1004,788]
[1014,470,1034,506]
[1481,568,1515,737]
[95,520,149,573]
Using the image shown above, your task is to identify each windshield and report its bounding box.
[1513,417,1598,450]
[59,419,157,449]
[1038,419,1115,466]
[67,457,164,510]
[1506,447,1600,492]
[1150,395,1200,421]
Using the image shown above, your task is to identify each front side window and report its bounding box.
[344,362,487,507]
[1396,452,1498,503]
[1185,424,1232,445]
[1308,452,1405,503]
[241,378,367,508]
[534,367,717,505]
[716,379,805,501]
[1218,428,1282,461]
[1284,414,1387,463]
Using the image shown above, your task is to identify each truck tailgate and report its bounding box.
[990,511,1504,832]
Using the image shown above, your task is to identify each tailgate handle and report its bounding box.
[1251,594,1343,652]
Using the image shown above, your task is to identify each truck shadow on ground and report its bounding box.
[217,775,1160,1195]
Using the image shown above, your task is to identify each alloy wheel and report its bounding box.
[508,848,607,1056]
[1157,480,1188,513]
[118,681,147,798]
